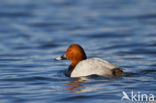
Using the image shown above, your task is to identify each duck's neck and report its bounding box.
[65,65,75,77]
[71,56,87,67]
[71,61,79,67]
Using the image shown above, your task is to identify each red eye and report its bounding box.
[68,49,71,52]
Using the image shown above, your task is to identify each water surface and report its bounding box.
[0,0,156,103]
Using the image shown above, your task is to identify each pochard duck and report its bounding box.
[55,44,124,77]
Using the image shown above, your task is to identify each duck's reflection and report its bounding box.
[65,75,124,93]
[66,77,85,93]
[66,77,98,93]
[66,83,83,92]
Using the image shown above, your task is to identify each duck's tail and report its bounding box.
[112,68,124,76]
[112,67,136,77]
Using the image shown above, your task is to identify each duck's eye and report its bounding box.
[70,53,73,58]
[70,56,72,59]
[68,49,71,52]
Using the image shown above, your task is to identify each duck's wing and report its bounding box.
[71,58,123,77]
[91,58,123,76]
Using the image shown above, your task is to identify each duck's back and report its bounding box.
[70,58,123,77]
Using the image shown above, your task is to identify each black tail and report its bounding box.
[112,68,124,76]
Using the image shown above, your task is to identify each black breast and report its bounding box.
[64,65,74,77]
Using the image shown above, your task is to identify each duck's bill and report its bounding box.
[55,54,66,60]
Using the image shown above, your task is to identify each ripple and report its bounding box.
[0,58,23,61]
[117,48,156,55]
[0,76,52,82]
[102,43,146,50]
[81,33,129,39]
[29,22,64,28]
[136,13,156,19]
[38,43,60,49]
[59,95,94,101]
[0,12,32,18]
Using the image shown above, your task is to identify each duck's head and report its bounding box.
[55,44,87,67]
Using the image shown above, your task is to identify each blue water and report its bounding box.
[0,0,156,103]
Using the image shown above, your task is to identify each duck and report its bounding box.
[55,44,124,77]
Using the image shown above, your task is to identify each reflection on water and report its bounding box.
[67,83,84,93]
[0,0,156,103]
[66,77,91,93]
[66,75,124,93]
[66,82,106,93]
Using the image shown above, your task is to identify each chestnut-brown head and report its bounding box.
[55,44,87,67]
